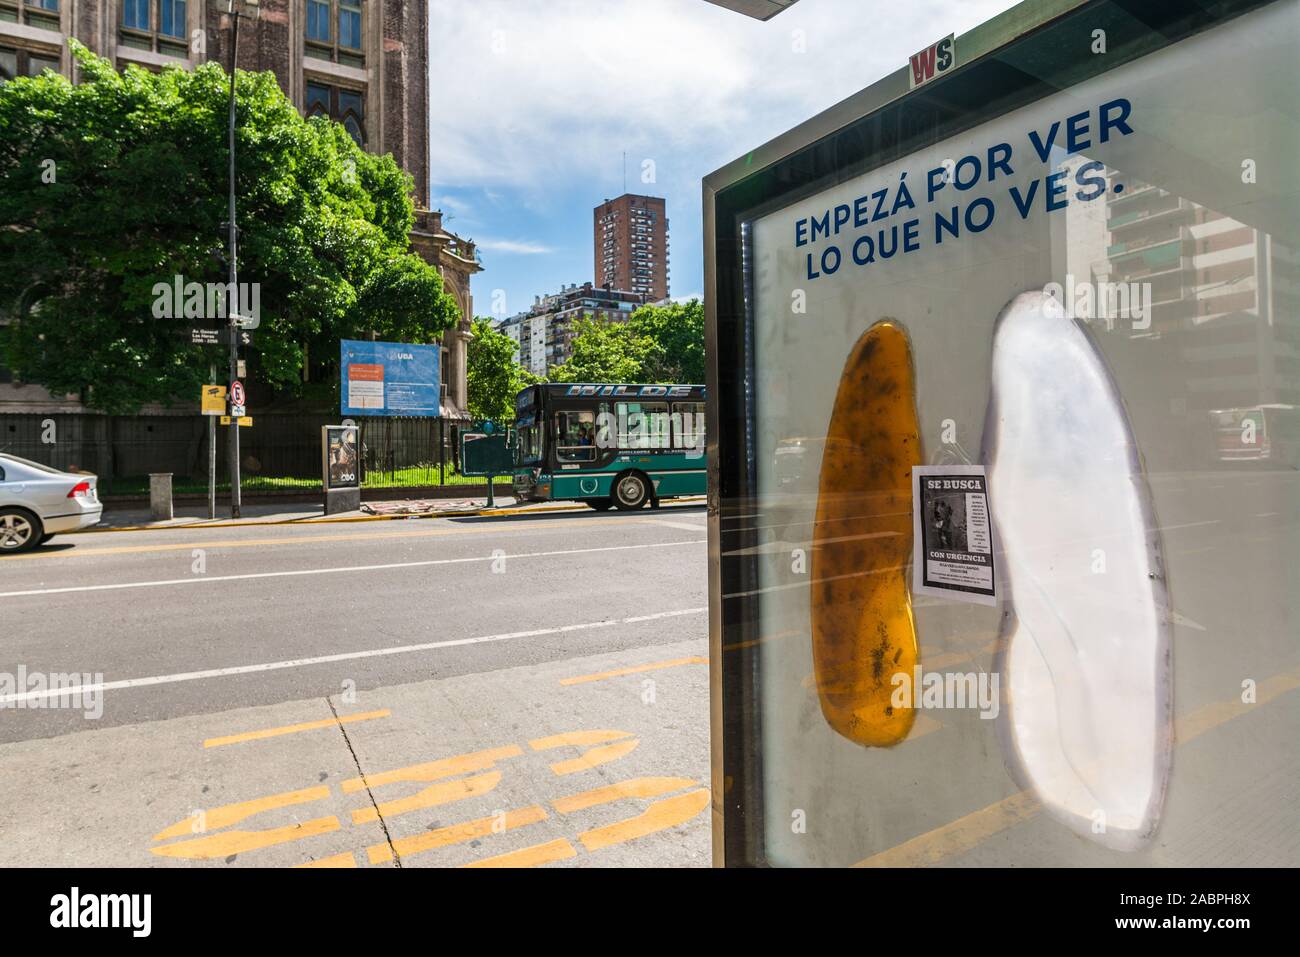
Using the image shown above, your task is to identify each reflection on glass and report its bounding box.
[160,0,185,38]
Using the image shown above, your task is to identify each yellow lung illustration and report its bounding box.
[810,319,921,747]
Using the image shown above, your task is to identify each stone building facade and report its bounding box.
[0,0,479,416]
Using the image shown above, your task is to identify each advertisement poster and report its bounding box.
[340,340,441,417]
[912,465,996,606]
[323,426,360,489]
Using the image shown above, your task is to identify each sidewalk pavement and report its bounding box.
[86,495,535,531]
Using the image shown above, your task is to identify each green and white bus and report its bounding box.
[512,383,707,510]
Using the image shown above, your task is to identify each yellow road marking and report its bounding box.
[560,656,707,686]
[721,628,801,652]
[578,788,711,852]
[548,739,640,776]
[528,729,639,775]
[147,723,705,866]
[529,729,633,750]
[296,851,358,868]
[855,793,1042,868]
[152,816,340,860]
[463,838,578,869]
[854,665,1300,867]
[368,805,548,864]
[554,777,697,815]
[203,708,390,748]
[340,745,522,794]
[352,771,502,824]
[152,785,329,842]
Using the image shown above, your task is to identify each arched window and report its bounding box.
[305,81,364,148]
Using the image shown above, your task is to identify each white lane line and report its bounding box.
[0,606,708,705]
[0,539,706,599]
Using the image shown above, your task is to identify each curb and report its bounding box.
[69,497,706,534]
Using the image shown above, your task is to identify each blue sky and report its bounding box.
[427,0,1019,320]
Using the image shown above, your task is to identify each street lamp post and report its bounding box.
[225,0,259,519]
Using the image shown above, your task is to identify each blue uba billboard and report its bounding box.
[339,339,441,417]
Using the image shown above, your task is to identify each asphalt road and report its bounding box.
[0,506,709,740]
[0,504,713,868]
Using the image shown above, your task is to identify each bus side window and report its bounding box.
[615,402,670,449]
[556,410,597,462]
[672,402,705,451]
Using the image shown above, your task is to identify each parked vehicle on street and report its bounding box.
[0,453,103,554]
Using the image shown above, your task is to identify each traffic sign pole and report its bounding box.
[226,12,243,520]
[208,363,217,520]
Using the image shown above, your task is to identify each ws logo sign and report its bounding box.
[909,33,955,89]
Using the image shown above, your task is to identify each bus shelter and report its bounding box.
[703,0,1298,867]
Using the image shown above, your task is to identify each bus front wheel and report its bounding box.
[612,472,650,511]
[587,497,614,511]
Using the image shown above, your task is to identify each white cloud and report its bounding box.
[475,238,556,255]
[429,0,1020,196]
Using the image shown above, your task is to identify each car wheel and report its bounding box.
[0,508,43,555]
[612,472,650,511]
[587,497,614,511]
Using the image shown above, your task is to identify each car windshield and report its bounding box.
[0,453,68,476]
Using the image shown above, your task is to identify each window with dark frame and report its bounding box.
[305,79,365,147]
[0,43,60,82]
[305,0,364,69]
[119,0,189,59]
[0,1,61,33]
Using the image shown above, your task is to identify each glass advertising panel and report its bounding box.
[708,0,1297,867]
[323,425,360,490]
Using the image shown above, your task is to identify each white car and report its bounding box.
[0,453,103,554]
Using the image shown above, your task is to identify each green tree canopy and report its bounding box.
[0,41,460,413]
[631,299,705,384]
[549,299,704,384]
[548,316,657,384]
[466,317,539,422]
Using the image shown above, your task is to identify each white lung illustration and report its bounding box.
[983,291,1173,851]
